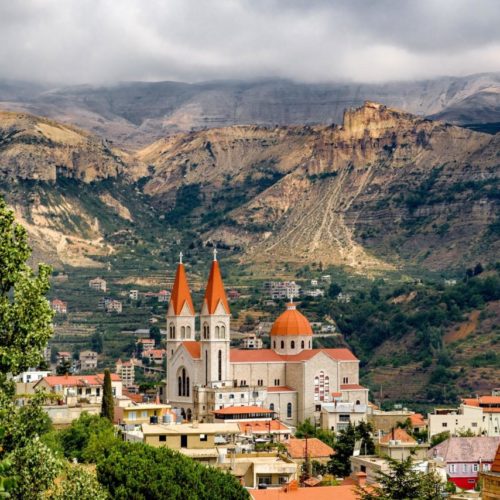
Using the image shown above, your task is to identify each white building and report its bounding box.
[89,277,107,292]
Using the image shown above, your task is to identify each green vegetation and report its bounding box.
[97,442,249,500]
[356,455,443,499]
[101,369,114,421]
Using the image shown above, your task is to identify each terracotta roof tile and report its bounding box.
[380,428,417,444]
[238,420,291,433]
[213,405,273,415]
[169,263,195,315]
[38,373,121,388]
[409,413,426,427]
[340,384,367,390]
[492,443,500,473]
[230,348,358,363]
[204,260,230,314]
[183,341,201,359]
[285,437,334,459]
[267,386,296,392]
[230,349,284,363]
[250,485,358,500]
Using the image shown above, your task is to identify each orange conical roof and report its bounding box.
[270,303,313,336]
[169,262,195,315]
[203,255,230,315]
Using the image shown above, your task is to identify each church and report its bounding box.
[165,252,368,425]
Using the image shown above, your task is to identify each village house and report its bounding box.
[378,427,429,460]
[89,277,107,292]
[284,437,334,467]
[238,420,292,442]
[106,299,122,313]
[158,290,170,303]
[240,333,263,350]
[129,289,139,300]
[56,351,72,365]
[367,407,418,434]
[429,436,500,490]
[142,349,166,365]
[50,299,67,314]
[115,403,172,427]
[262,281,301,300]
[34,373,123,406]
[78,350,98,371]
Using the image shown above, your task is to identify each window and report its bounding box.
[257,379,263,386]
[442,423,448,428]
[473,464,478,472]
[169,324,175,339]
[449,464,456,473]
[273,341,276,349]
[342,377,349,384]
[471,422,477,427]
[141,411,148,418]
[181,326,186,339]
[200,434,207,442]
[287,402,292,419]
[218,350,222,381]
[159,435,166,442]
[241,394,245,399]
[128,411,136,421]
[291,341,295,349]
[274,379,280,386]
[315,405,321,412]
[112,388,116,396]
[96,388,100,396]
[221,325,226,338]
[215,326,220,338]
[178,368,189,397]
[308,341,311,348]
[280,341,284,349]
[78,388,82,395]
[462,464,468,472]
[219,394,223,399]
[269,403,275,411]
[86,388,91,395]
[203,323,209,339]
[229,394,234,399]
[187,326,191,337]
[252,391,259,398]
[301,340,305,349]
[314,371,329,402]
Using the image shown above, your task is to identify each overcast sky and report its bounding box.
[1,0,499,85]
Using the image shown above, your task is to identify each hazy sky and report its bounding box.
[1,0,499,85]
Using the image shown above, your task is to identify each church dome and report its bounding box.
[270,303,313,336]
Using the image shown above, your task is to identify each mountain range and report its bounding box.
[1,72,500,147]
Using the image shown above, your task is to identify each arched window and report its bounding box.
[182,368,186,396]
[221,325,226,338]
[280,340,284,349]
[218,350,222,381]
[203,323,209,339]
[181,326,186,339]
[186,326,191,337]
[205,350,208,384]
[178,368,188,397]
[186,377,190,397]
[308,340,311,348]
[314,371,329,402]
[169,323,175,339]
[273,341,276,349]
[215,326,220,338]
[356,400,360,405]
[291,340,295,349]
[269,403,275,411]
[287,402,292,419]
[178,376,182,396]
[301,340,305,349]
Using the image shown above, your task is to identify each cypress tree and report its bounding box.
[100,369,114,421]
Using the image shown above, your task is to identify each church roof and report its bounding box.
[203,259,230,314]
[230,348,358,363]
[169,263,195,315]
[270,303,313,336]
[182,341,201,359]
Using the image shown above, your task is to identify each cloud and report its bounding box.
[0,0,499,84]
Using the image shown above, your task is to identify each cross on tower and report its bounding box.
[179,251,183,264]
[213,247,217,261]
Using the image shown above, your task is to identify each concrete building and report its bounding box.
[79,350,98,371]
[165,254,368,425]
[428,398,500,438]
[158,290,170,303]
[240,334,263,350]
[89,277,107,292]
[129,289,139,300]
[320,401,368,432]
[284,437,334,466]
[116,358,138,387]
[115,403,172,426]
[263,281,301,300]
[143,349,166,365]
[367,408,416,434]
[378,427,429,460]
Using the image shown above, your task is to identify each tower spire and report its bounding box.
[169,256,194,315]
[203,257,229,314]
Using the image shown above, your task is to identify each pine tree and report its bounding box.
[100,369,114,421]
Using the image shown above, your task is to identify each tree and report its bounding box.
[52,465,108,500]
[149,326,161,346]
[9,437,61,500]
[97,442,249,499]
[328,283,342,298]
[328,423,356,477]
[91,329,104,354]
[100,369,114,421]
[59,413,119,463]
[56,359,72,375]
[356,455,443,500]
[0,197,54,389]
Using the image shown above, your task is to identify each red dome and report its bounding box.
[270,303,313,336]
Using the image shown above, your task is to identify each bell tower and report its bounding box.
[166,252,196,362]
[200,249,231,385]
